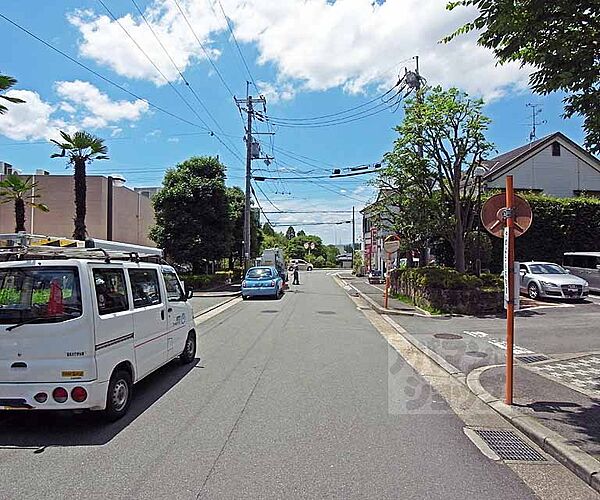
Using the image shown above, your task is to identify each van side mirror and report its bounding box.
[565,269,571,274]
[596,265,600,271]
[186,287,194,299]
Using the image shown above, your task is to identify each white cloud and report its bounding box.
[68,0,529,100]
[0,90,58,141]
[167,136,180,143]
[0,81,150,141]
[68,5,222,86]
[257,81,296,103]
[55,80,149,129]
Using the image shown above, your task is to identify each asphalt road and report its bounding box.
[0,271,546,499]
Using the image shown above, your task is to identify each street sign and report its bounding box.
[303,242,309,249]
[310,242,315,250]
[383,235,400,254]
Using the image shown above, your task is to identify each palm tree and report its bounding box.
[0,74,25,114]
[0,175,49,232]
[51,131,109,240]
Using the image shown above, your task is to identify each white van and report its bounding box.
[0,236,197,421]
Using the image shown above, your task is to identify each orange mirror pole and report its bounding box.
[505,175,515,405]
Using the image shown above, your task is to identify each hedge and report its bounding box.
[180,271,233,291]
[489,194,600,271]
[390,266,503,315]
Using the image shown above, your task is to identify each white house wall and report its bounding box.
[487,142,600,197]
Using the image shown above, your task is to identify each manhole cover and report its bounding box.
[317,311,336,315]
[517,354,549,364]
[261,310,278,314]
[465,351,488,358]
[473,429,546,461]
[434,333,463,340]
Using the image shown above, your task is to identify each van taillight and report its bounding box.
[71,387,87,403]
[34,392,48,403]
[52,387,68,403]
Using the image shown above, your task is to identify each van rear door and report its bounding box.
[0,264,96,383]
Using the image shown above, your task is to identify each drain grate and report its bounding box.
[517,354,549,364]
[434,333,463,340]
[473,429,546,461]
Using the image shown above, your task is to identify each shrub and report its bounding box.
[390,266,503,315]
[313,255,326,268]
[486,194,600,271]
[180,272,231,290]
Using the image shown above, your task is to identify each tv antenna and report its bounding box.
[526,103,546,142]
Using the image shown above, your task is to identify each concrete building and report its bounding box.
[0,169,156,246]
[482,132,600,197]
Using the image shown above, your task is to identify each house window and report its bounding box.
[552,142,561,156]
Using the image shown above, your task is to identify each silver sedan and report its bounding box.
[519,262,589,300]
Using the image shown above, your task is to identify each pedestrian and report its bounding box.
[292,264,300,285]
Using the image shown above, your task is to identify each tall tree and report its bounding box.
[0,74,25,114]
[285,226,296,240]
[262,222,275,237]
[0,175,48,232]
[150,156,230,273]
[381,87,493,272]
[444,0,600,154]
[51,131,109,240]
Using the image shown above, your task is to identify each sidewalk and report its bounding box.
[477,363,600,461]
[338,273,420,315]
[189,284,241,317]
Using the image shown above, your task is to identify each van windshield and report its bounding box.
[0,267,82,324]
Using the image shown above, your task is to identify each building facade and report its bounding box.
[0,172,156,246]
[482,132,600,197]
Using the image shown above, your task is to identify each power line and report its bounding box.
[262,85,399,123]
[172,0,236,99]
[263,210,352,214]
[98,0,244,164]
[253,180,281,212]
[269,221,351,227]
[0,12,211,132]
[216,0,258,91]
[250,185,273,227]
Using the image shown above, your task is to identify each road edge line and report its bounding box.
[194,295,242,322]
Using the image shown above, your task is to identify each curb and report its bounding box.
[467,365,600,492]
[335,271,600,492]
[193,294,240,318]
[348,284,450,318]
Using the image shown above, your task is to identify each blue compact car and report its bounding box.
[242,266,284,300]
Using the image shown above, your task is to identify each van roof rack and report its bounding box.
[0,233,164,263]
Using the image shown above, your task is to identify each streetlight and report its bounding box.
[474,166,487,276]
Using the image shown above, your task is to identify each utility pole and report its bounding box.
[352,206,356,268]
[235,92,268,270]
[244,96,253,270]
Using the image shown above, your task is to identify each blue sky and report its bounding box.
[0,0,585,244]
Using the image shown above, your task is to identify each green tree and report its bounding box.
[0,74,25,115]
[262,222,275,237]
[325,244,340,266]
[385,87,494,272]
[297,229,306,237]
[150,156,230,273]
[285,226,296,240]
[444,0,600,154]
[0,175,49,232]
[51,131,109,240]
[287,234,325,260]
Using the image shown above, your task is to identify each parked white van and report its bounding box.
[0,235,197,421]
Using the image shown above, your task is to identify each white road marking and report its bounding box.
[487,339,533,355]
[463,331,489,338]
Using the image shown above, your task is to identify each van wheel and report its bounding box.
[180,332,197,364]
[104,370,132,422]
[307,266,313,271]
